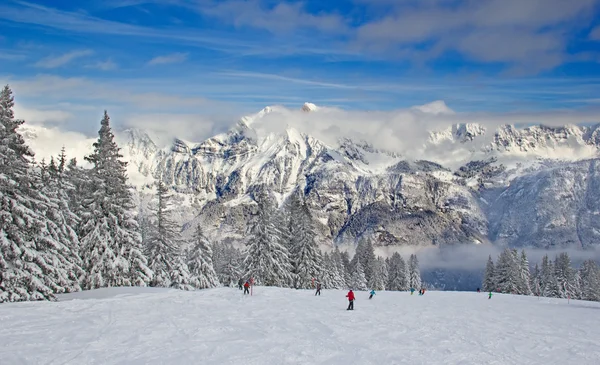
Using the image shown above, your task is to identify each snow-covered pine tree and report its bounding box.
[79,110,152,289]
[554,252,577,299]
[320,252,346,289]
[215,243,243,286]
[349,257,368,290]
[35,158,84,293]
[518,250,532,295]
[243,189,293,287]
[387,252,409,291]
[187,224,219,289]
[144,181,192,289]
[482,255,496,292]
[0,85,81,302]
[289,196,321,289]
[580,260,600,302]
[331,247,348,288]
[368,257,387,290]
[540,255,560,298]
[494,248,520,294]
[408,254,422,289]
[350,238,376,284]
[530,263,541,296]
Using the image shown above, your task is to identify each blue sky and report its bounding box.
[1,0,600,136]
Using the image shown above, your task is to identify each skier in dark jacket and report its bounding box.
[238,278,243,290]
[346,290,355,310]
[243,281,250,295]
[315,282,322,296]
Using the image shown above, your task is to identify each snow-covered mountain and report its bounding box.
[22,102,600,249]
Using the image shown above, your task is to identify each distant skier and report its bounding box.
[488,291,492,299]
[315,282,322,296]
[421,288,426,295]
[477,288,480,293]
[410,287,415,295]
[243,281,250,295]
[346,290,355,310]
[238,278,243,290]
[369,289,375,299]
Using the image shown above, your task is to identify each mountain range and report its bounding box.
[22,102,600,250]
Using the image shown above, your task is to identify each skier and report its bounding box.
[421,287,426,295]
[410,287,415,295]
[315,282,322,296]
[346,290,355,310]
[243,281,250,295]
[477,287,480,293]
[369,289,376,299]
[238,278,243,290]
[488,291,492,299]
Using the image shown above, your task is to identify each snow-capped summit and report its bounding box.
[430,123,486,144]
[301,102,319,112]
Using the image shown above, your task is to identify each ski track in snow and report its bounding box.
[1,287,599,365]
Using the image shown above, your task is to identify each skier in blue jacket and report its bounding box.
[369,290,376,299]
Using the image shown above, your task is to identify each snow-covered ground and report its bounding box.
[1,287,599,364]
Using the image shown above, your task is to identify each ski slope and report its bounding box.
[1,287,599,364]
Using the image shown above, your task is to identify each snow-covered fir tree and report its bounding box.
[580,260,600,302]
[554,252,577,299]
[288,194,321,289]
[79,110,152,289]
[368,257,387,290]
[482,255,496,292]
[243,189,293,286]
[0,85,81,302]
[408,254,422,289]
[213,242,243,286]
[518,250,532,295]
[349,258,368,290]
[494,248,520,294]
[530,263,541,296]
[320,252,346,289]
[144,181,191,289]
[187,224,219,289]
[350,238,376,285]
[387,253,409,291]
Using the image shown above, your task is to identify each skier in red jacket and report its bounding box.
[346,290,355,310]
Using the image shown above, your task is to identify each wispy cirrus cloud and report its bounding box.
[86,59,118,71]
[34,49,94,68]
[147,52,188,65]
[354,0,600,72]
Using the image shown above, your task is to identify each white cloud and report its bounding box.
[147,52,188,65]
[13,103,73,124]
[34,49,94,68]
[86,59,118,71]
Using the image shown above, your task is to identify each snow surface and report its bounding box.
[1,287,599,364]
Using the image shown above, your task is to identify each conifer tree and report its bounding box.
[144,181,191,289]
[408,254,422,289]
[187,224,219,289]
[482,255,496,292]
[387,253,409,290]
[0,85,81,302]
[518,250,532,295]
[289,195,321,289]
[368,257,387,290]
[79,110,152,289]
[349,258,368,290]
[243,189,293,286]
[213,242,243,286]
[580,260,600,302]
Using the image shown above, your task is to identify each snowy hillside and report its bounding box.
[20,102,600,248]
[1,287,599,364]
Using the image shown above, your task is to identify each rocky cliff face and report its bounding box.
[97,104,600,249]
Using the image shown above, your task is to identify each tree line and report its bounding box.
[483,248,600,302]
[0,85,422,303]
